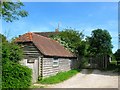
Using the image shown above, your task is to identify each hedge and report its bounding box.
[2,42,23,63]
[2,60,32,88]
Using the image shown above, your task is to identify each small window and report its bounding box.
[53,57,59,67]
[27,59,35,63]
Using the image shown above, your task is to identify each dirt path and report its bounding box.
[47,69,118,88]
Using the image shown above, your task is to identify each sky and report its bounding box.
[2,2,118,53]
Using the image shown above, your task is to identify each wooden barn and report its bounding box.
[15,32,79,83]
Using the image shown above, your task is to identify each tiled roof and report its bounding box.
[34,32,59,38]
[16,32,75,58]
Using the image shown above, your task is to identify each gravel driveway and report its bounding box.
[48,69,118,88]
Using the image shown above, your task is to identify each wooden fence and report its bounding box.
[89,55,110,69]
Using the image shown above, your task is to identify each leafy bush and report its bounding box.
[39,70,79,84]
[2,60,32,88]
[2,42,23,63]
[1,34,32,88]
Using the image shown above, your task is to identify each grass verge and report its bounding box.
[38,69,79,84]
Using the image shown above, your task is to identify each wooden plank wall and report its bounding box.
[42,58,72,77]
[21,42,40,58]
[42,57,79,78]
[19,42,42,83]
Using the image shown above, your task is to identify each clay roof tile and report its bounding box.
[15,32,75,58]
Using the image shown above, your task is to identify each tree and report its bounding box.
[1,0,28,22]
[50,29,88,68]
[87,29,113,56]
[114,49,120,62]
[50,29,85,55]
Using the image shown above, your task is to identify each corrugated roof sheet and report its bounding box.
[16,32,75,58]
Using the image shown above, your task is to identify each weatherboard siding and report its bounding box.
[22,42,40,58]
[19,42,42,83]
[18,42,78,83]
[42,58,72,77]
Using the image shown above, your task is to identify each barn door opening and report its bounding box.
[27,58,39,83]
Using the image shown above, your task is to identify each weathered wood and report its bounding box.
[42,57,79,77]
[20,42,41,58]
[19,42,79,81]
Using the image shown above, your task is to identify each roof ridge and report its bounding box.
[32,32,74,56]
[16,32,75,57]
[34,31,60,33]
[32,32,53,40]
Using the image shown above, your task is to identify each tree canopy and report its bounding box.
[50,29,86,56]
[1,0,28,22]
[87,29,113,56]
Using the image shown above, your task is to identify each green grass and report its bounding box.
[38,69,79,84]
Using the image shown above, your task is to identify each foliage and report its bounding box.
[77,41,87,56]
[0,34,7,43]
[79,57,89,68]
[2,39,23,63]
[39,70,79,84]
[50,29,88,68]
[87,29,113,56]
[2,34,32,88]
[50,29,85,56]
[1,0,28,22]
[2,60,32,88]
[114,49,120,62]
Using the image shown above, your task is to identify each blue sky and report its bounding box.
[2,2,118,53]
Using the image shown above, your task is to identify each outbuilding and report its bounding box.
[16,32,79,83]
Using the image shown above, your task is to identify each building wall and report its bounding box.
[42,57,78,77]
[18,42,79,82]
[20,57,78,82]
[20,58,39,83]
[19,42,42,83]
